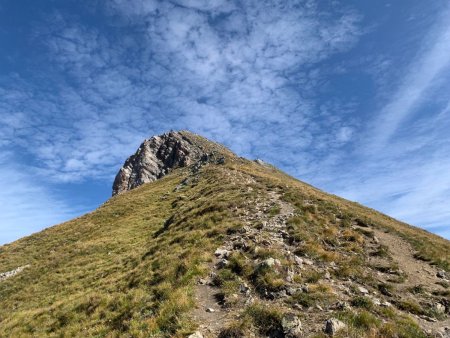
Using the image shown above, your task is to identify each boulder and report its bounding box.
[282,313,302,337]
[435,303,446,314]
[437,271,446,279]
[214,248,230,259]
[324,318,346,336]
[188,331,204,338]
[294,256,304,266]
[358,286,369,294]
[260,258,281,268]
[303,258,314,266]
[216,259,228,269]
[239,283,250,294]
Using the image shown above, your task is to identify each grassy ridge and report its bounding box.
[0,158,449,337]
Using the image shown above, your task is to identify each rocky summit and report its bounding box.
[0,131,449,338]
[112,131,230,196]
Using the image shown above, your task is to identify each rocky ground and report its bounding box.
[188,175,449,338]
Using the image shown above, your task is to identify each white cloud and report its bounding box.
[0,0,361,184]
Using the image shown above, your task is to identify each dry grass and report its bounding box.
[0,146,448,337]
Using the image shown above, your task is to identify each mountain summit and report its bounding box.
[112,131,233,195]
[0,131,449,337]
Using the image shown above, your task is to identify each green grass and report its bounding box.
[243,303,284,336]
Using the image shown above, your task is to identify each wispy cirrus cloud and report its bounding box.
[367,5,450,153]
[326,5,450,239]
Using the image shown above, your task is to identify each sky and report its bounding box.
[1,0,450,244]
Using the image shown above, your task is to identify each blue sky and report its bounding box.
[1,0,450,244]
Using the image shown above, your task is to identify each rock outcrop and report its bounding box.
[0,265,30,282]
[112,131,226,195]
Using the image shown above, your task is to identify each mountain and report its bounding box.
[0,131,449,338]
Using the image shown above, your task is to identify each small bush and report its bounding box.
[371,245,390,258]
[250,265,285,294]
[378,283,394,297]
[244,303,283,336]
[408,285,425,295]
[267,205,281,216]
[351,310,381,330]
[351,296,374,310]
[218,323,245,338]
[379,317,427,338]
[396,299,424,316]
[304,270,322,283]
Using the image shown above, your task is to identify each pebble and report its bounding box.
[358,286,369,294]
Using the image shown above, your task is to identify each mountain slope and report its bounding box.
[0,132,449,338]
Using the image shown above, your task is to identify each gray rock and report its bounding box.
[334,301,350,311]
[372,298,381,306]
[293,303,303,310]
[436,327,450,338]
[294,256,303,266]
[437,271,446,279]
[270,290,287,299]
[286,269,295,283]
[206,308,215,313]
[260,258,281,268]
[112,131,221,195]
[358,286,369,294]
[435,303,446,314]
[282,313,302,337]
[216,259,228,269]
[254,159,269,166]
[214,248,230,258]
[286,286,298,296]
[239,283,250,294]
[324,318,346,336]
[197,278,208,285]
[0,265,30,282]
[303,258,314,266]
[188,332,204,338]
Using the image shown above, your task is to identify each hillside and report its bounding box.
[0,131,449,338]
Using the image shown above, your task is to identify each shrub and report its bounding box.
[351,296,374,310]
[244,303,283,336]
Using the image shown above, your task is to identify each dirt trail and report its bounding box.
[373,228,450,334]
[191,283,233,337]
[190,189,295,337]
[373,228,442,287]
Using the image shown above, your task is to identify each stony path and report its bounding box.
[191,283,233,337]
[372,228,443,288]
[189,189,296,337]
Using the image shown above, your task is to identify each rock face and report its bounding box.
[112,131,209,195]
